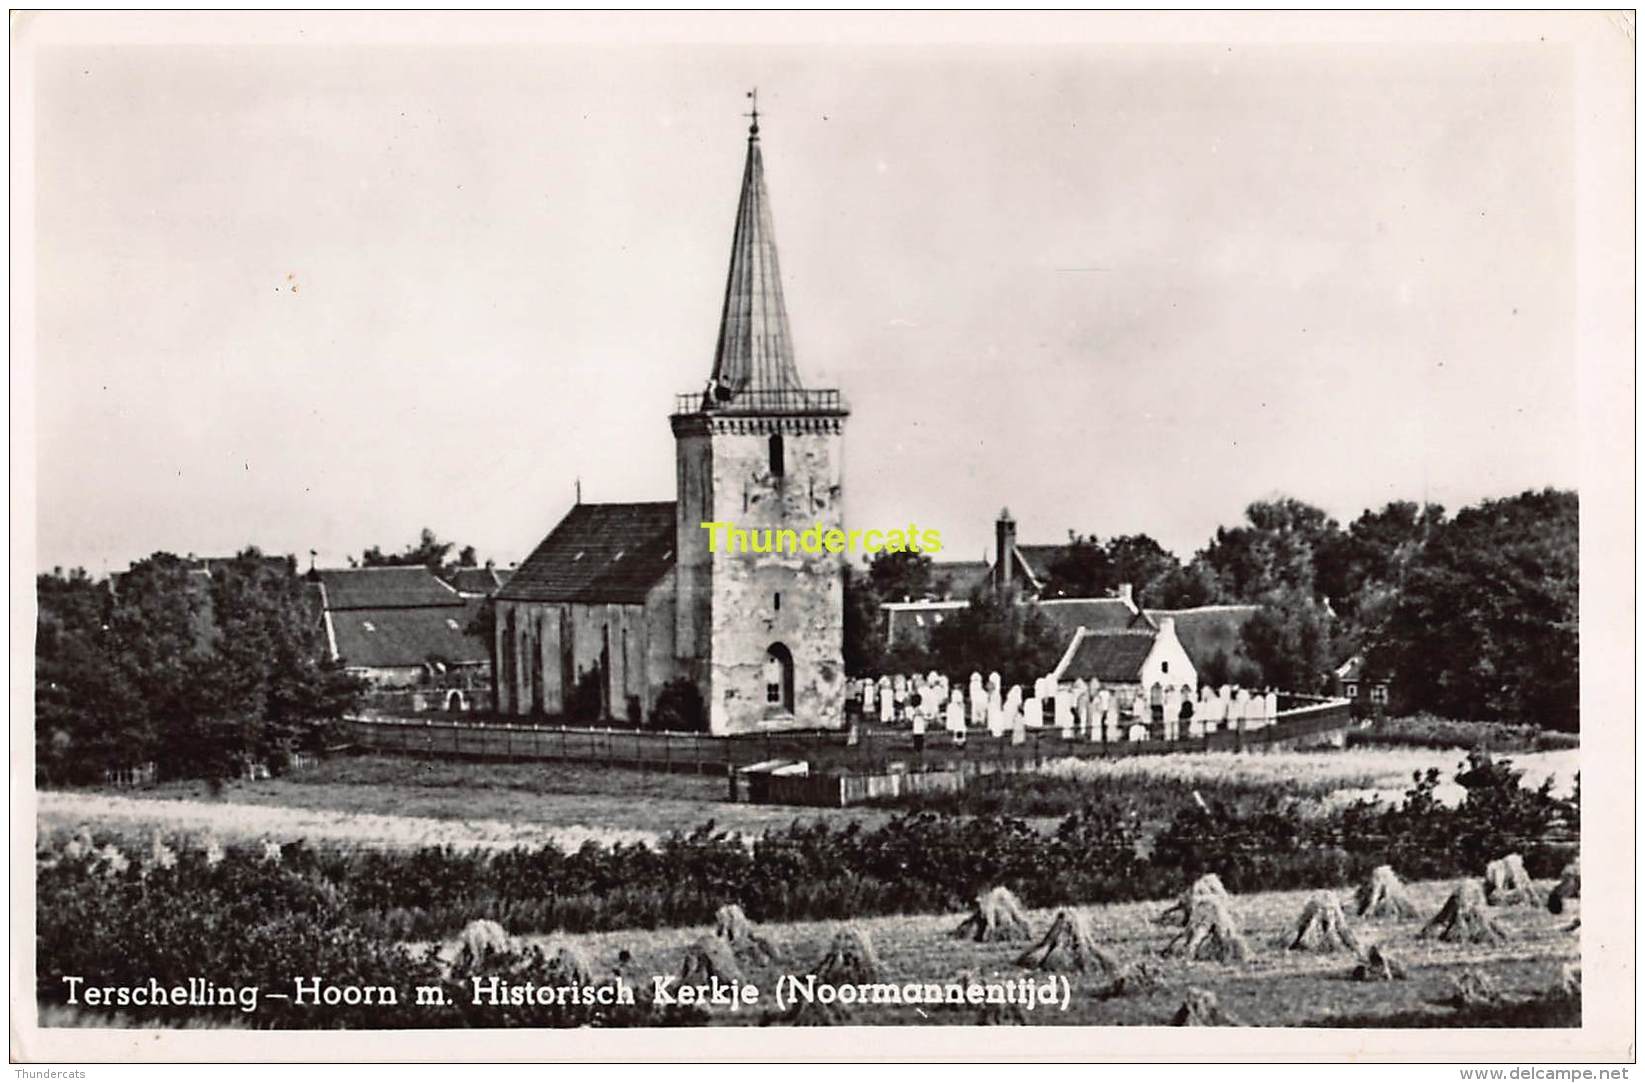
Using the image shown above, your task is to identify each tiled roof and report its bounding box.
[1014,544,1066,587]
[882,600,969,647]
[1060,630,1158,683]
[930,560,991,599]
[1142,605,1262,672]
[1039,597,1141,640]
[317,567,463,610]
[329,601,489,669]
[448,567,509,596]
[497,502,677,605]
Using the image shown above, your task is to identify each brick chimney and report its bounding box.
[994,507,1017,594]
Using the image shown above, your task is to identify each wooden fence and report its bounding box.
[340,698,1355,788]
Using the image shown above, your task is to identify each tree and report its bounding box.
[1316,501,1446,626]
[866,549,936,602]
[1042,533,1112,599]
[1367,489,1577,728]
[1238,587,1335,693]
[360,528,459,572]
[926,587,1065,689]
[1104,534,1184,605]
[1199,497,1339,601]
[842,562,889,678]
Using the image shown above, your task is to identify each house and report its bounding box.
[1131,604,1263,685]
[494,106,849,734]
[315,566,491,709]
[1049,617,1198,728]
[1333,655,1390,714]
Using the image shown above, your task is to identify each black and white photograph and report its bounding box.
[8,9,1634,1064]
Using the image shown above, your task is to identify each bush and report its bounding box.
[649,677,707,733]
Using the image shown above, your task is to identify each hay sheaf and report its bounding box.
[1171,987,1243,1026]
[1158,873,1229,926]
[776,927,883,1027]
[1483,852,1544,908]
[679,935,744,985]
[1015,909,1119,974]
[1162,895,1252,963]
[1095,961,1166,1001]
[954,886,1034,944]
[1290,892,1363,955]
[714,904,780,965]
[1548,860,1581,915]
[448,919,512,971]
[1350,946,1408,983]
[544,943,596,987]
[1421,882,1508,945]
[1354,865,1420,920]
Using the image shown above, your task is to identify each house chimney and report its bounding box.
[1157,616,1175,640]
[995,507,1016,593]
[1117,582,1134,607]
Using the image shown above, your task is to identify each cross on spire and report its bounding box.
[745,87,760,138]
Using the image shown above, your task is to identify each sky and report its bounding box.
[26,18,1581,575]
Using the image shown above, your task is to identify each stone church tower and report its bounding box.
[671,103,849,734]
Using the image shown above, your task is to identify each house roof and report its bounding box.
[447,567,510,596]
[328,601,489,669]
[1059,630,1159,683]
[497,502,677,605]
[1013,545,1065,588]
[930,560,991,599]
[317,566,463,610]
[1039,596,1142,639]
[1139,605,1262,672]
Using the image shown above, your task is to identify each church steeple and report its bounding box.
[707,89,803,403]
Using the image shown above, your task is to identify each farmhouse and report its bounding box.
[315,566,490,708]
[494,104,849,734]
[1050,618,1197,701]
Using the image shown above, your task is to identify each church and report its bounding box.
[492,103,849,735]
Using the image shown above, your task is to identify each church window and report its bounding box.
[764,643,794,711]
[773,592,781,611]
[769,433,785,477]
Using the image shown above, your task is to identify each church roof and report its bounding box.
[497,501,677,605]
[708,109,803,403]
[317,566,464,610]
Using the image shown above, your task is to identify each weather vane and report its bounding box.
[745,87,759,136]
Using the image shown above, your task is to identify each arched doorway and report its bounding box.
[446,690,466,712]
[765,643,794,714]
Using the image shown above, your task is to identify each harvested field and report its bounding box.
[517,879,1579,1027]
[40,755,904,848]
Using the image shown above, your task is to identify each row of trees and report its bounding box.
[845,488,1578,729]
[36,551,364,785]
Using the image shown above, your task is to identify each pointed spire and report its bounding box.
[708,90,802,403]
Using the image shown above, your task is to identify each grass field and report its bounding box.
[39,755,902,850]
[39,745,1579,852]
[510,879,1579,1028]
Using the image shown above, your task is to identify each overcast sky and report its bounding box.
[27,18,1582,574]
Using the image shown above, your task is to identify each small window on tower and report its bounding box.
[774,592,781,611]
[769,433,784,477]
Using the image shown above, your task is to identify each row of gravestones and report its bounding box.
[853,672,1279,744]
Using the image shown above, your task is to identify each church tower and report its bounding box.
[671,97,849,734]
